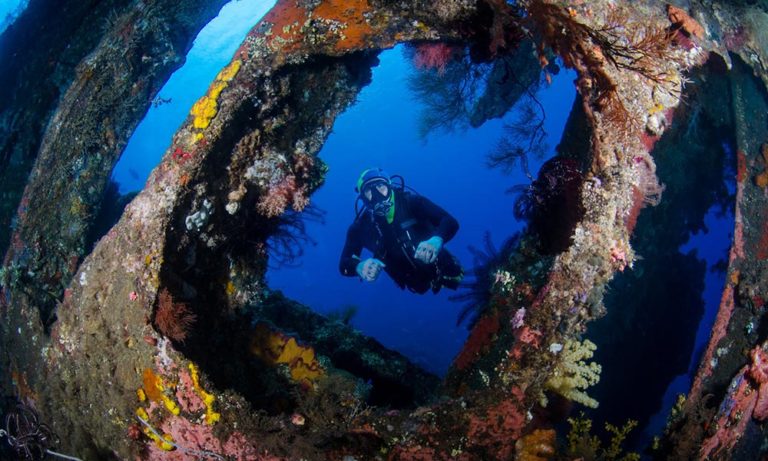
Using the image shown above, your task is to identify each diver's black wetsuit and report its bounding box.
[339,189,463,294]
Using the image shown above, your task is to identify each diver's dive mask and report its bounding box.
[356,168,395,217]
[362,180,393,216]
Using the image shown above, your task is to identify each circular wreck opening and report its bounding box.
[144,39,582,416]
[265,44,578,377]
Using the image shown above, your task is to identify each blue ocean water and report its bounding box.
[0,0,27,35]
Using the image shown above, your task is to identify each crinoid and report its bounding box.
[510,156,585,255]
[451,231,521,327]
[0,400,78,461]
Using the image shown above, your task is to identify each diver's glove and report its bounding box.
[415,236,443,264]
[356,258,386,282]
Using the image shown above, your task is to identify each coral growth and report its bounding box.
[175,365,205,414]
[144,414,274,460]
[412,43,459,75]
[699,369,758,459]
[544,339,601,408]
[258,175,310,217]
[755,143,768,189]
[247,0,380,56]
[313,0,375,52]
[526,1,680,139]
[184,363,221,425]
[566,414,639,460]
[749,346,768,421]
[453,312,501,370]
[475,0,525,59]
[5,0,766,459]
[749,346,768,383]
[136,407,175,451]
[250,322,324,388]
[244,150,316,218]
[154,288,197,343]
[136,363,224,456]
[466,387,527,459]
[255,0,308,55]
[137,368,181,451]
[625,148,665,236]
[144,370,181,417]
[189,60,241,131]
[515,325,542,348]
[514,429,556,461]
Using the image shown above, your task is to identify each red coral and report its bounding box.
[172,147,193,164]
[748,347,768,383]
[412,43,456,75]
[453,313,500,370]
[700,368,757,459]
[466,395,527,459]
[154,288,197,343]
[127,423,142,440]
[146,415,280,461]
[736,149,748,184]
[639,131,659,152]
[625,186,645,234]
[222,431,278,461]
[694,285,735,390]
[754,382,768,421]
[509,325,542,360]
[748,347,768,420]
[515,326,542,347]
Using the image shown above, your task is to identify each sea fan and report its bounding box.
[265,205,325,269]
[154,288,197,343]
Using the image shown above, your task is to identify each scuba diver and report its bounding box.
[339,168,464,294]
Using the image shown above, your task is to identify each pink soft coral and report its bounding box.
[257,175,310,217]
[146,415,282,461]
[748,346,768,384]
[749,346,768,421]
